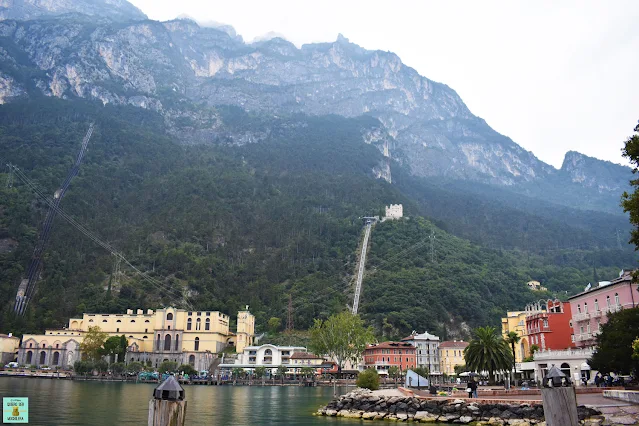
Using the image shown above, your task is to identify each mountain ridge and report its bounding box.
[0,6,631,214]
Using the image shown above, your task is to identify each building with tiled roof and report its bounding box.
[364,341,416,374]
[438,340,468,375]
[402,330,440,374]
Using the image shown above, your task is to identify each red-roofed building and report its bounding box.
[363,341,416,375]
[525,299,574,351]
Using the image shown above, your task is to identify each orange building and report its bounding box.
[363,341,416,375]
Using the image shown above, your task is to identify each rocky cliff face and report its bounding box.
[0,11,629,199]
[560,151,631,193]
[0,0,146,22]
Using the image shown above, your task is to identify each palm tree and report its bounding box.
[464,326,513,385]
[505,331,521,384]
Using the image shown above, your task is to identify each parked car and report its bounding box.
[4,362,19,368]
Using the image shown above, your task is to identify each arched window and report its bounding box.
[42,343,46,348]
[577,304,581,313]
[39,351,46,365]
[28,343,33,348]
[189,355,195,366]
[194,337,200,351]
[143,336,148,339]
[175,335,180,351]
[615,293,620,306]
[594,299,599,311]
[156,334,161,351]
[265,349,272,356]
[607,296,611,307]
[116,320,121,323]
[128,335,134,338]
[164,334,172,351]
[102,319,108,323]
[131,320,136,323]
[26,351,33,364]
[53,352,60,365]
[187,318,192,331]
[584,302,588,313]
[167,313,173,321]
[205,318,210,331]
[196,318,201,331]
[145,320,150,323]
[89,319,94,323]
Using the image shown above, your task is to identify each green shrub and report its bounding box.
[356,368,380,390]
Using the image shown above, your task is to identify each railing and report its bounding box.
[573,312,590,322]
[535,347,595,359]
[527,326,551,334]
[575,333,593,342]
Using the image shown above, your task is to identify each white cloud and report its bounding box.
[128,0,639,167]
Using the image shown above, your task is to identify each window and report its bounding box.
[543,319,549,328]
[587,324,591,334]
[615,293,620,306]
[29,343,33,348]
[607,296,611,307]
[143,336,148,339]
[196,318,201,331]
[89,319,94,323]
[128,335,133,338]
[577,304,581,313]
[156,334,161,351]
[175,335,180,351]
[194,337,200,351]
[197,312,202,316]
[594,299,599,311]
[116,328,119,333]
[168,325,171,330]
[206,312,210,316]
[189,354,195,366]
[26,351,33,364]
[116,320,121,323]
[130,320,135,323]
[145,320,150,323]
[145,329,148,333]
[580,326,584,334]
[584,302,588,313]
[187,318,192,331]
[205,318,210,331]
[167,312,173,321]
[164,334,172,351]
[188,312,192,316]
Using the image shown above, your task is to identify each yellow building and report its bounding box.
[18,306,254,371]
[501,311,529,363]
[438,340,468,375]
[0,333,20,364]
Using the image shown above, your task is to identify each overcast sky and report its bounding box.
[128,0,638,168]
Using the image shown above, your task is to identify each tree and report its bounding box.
[300,366,315,378]
[102,335,128,364]
[356,368,379,390]
[110,362,125,376]
[589,308,639,377]
[413,366,430,378]
[254,366,266,378]
[232,367,245,379]
[80,326,108,361]
[453,364,467,376]
[126,361,144,375]
[622,121,639,248]
[388,365,400,384]
[308,312,375,377]
[267,317,282,334]
[158,361,178,373]
[178,364,197,377]
[523,344,539,362]
[73,360,94,376]
[505,331,521,381]
[277,365,288,384]
[464,326,513,384]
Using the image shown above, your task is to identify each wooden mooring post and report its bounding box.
[540,365,579,426]
[148,375,187,426]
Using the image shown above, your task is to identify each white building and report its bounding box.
[219,344,308,374]
[402,331,440,374]
[533,348,597,385]
[385,204,403,220]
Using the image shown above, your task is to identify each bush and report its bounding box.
[158,361,178,373]
[126,361,144,374]
[110,362,125,375]
[178,364,197,377]
[356,368,380,390]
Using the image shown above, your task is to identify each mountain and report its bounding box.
[0,0,147,22]
[0,14,631,214]
[1,98,634,339]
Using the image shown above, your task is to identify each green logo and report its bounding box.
[3,398,28,423]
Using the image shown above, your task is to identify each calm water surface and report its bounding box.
[0,377,364,425]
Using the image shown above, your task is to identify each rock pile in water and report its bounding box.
[315,388,603,424]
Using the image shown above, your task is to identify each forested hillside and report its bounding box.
[0,99,635,339]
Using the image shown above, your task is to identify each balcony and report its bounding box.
[573,312,590,322]
[575,333,593,342]
[535,347,595,360]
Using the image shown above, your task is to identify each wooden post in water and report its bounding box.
[540,365,579,426]
[148,375,187,426]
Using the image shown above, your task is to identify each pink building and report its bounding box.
[568,270,639,348]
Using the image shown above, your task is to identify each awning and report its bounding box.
[580,362,591,371]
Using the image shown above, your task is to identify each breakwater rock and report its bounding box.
[316,388,602,424]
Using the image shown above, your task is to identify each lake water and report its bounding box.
[0,377,362,425]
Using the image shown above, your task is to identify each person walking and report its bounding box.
[467,379,478,398]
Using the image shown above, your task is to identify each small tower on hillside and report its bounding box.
[385,204,403,220]
[235,306,255,353]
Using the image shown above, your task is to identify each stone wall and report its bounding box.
[603,390,639,404]
[316,388,602,424]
